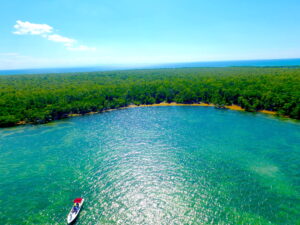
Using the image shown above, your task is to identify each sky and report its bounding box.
[1,0,300,70]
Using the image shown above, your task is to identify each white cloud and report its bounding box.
[12,20,96,51]
[13,20,53,35]
[67,45,96,51]
[47,34,76,45]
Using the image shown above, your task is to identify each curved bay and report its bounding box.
[0,107,299,224]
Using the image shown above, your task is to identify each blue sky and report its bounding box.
[1,0,300,69]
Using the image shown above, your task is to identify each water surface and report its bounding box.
[0,107,299,224]
[1,58,300,75]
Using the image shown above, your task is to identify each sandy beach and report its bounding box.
[18,102,278,125]
[132,102,277,116]
[69,102,278,117]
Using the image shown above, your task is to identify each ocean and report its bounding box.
[0,58,300,75]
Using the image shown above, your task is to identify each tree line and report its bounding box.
[0,67,299,127]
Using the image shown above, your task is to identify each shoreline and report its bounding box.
[127,102,276,115]
[68,102,276,117]
[15,102,278,126]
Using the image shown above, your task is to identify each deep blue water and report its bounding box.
[0,58,300,75]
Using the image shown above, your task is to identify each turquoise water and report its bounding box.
[0,107,299,225]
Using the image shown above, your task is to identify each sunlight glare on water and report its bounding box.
[0,107,299,225]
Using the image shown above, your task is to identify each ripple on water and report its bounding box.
[0,107,300,224]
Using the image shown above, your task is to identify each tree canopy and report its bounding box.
[0,67,299,127]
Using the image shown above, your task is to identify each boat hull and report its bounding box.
[67,199,84,224]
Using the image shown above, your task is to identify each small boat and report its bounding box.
[67,198,84,224]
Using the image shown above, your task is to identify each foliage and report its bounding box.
[0,67,299,127]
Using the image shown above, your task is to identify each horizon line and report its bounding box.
[1,57,300,74]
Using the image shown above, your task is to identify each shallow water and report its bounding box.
[0,107,299,224]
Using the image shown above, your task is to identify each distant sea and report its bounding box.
[1,58,300,75]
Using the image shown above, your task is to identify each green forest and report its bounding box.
[0,67,299,127]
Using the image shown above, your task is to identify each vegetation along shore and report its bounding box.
[68,103,275,118]
[0,67,299,127]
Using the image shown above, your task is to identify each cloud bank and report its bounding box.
[47,34,76,45]
[13,20,95,51]
[13,20,53,35]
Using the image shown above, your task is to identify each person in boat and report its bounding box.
[73,203,79,213]
[73,206,78,213]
